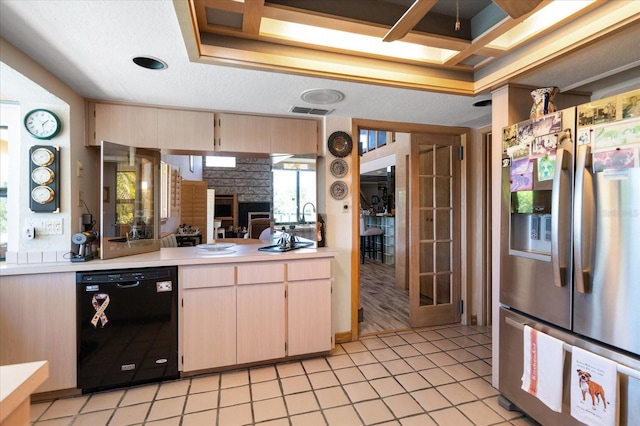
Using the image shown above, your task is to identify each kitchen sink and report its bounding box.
[258,242,314,252]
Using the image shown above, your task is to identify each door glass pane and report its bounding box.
[434,177,450,207]
[419,177,433,207]
[435,209,450,240]
[435,274,451,305]
[419,210,434,240]
[435,241,451,272]
[419,145,433,175]
[419,275,434,306]
[419,242,433,273]
[435,146,451,175]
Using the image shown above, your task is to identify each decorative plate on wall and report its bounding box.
[330,158,349,178]
[328,131,353,157]
[330,180,348,200]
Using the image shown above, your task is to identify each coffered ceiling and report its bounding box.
[1,1,639,129]
[184,0,624,94]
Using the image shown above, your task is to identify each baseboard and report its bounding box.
[334,331,352,344]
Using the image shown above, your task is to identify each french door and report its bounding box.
[409,133,461,327]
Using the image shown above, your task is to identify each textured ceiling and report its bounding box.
[0,1,639,130]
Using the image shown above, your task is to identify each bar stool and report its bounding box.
[360,213,384,263]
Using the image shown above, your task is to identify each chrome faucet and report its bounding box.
[299,202,316,224]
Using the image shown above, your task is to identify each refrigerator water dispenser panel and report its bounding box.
[509,190,553,257]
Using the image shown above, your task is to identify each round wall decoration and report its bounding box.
[330,180,348,200]
[330,158,349,178]
[328,131,353,157]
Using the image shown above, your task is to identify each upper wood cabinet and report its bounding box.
[89,103,318,155]
[157,109,214,151]
[215,113,271,154]
[216,113,318,155]
[91,103,158,148]
[271,116,318,155]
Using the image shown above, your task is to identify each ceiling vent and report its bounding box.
[300,88,345,105]
[289,106,334,116]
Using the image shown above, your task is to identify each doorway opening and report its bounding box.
[351,120,473,340]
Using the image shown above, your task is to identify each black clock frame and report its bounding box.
[29,145,60,212]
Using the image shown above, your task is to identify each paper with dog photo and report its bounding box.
[571,346,618,426]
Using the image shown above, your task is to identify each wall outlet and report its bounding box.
[25,226,35,240]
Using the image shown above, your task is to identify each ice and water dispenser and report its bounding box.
[509,189,552,255]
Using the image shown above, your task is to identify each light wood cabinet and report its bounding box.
[179,258,331,372]
[237,283,286,364]
[89,104,317,154]
[180,265,236,371]
[158,109,214,151]
[236,262,286,364]
[271,116,318,155]
[287,260,332,355]
[92,103,158,148]
[216,113,271,153]
[0,273,76,393]
[181,180,208,242]
[216,113,318,154]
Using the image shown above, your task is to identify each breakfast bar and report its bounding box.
[0,241,337,395]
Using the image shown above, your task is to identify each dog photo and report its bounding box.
[570,347,617,426]
[576,369,607,412]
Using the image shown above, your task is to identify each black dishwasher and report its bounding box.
[76,266,178,393]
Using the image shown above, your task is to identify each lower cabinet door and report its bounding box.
[236,283,286,364]
[287,280,332,355]
[182,287,236,371]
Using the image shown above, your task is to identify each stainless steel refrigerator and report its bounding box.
[499,92,640,425]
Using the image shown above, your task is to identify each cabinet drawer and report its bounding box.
[180,265,235,289]
[287,259,331,281]
[237,263,284,285]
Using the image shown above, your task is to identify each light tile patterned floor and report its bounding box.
[30,324,540,425]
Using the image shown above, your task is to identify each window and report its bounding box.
[205,156,236,168]
[115,170,136,226]
[359,129,392,154]
[272,168,316,224]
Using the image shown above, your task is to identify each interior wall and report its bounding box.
[1,37,95,262]
[322,116,354,339]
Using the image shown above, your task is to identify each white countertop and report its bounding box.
[0,361,48,424]
[0,239,337,276]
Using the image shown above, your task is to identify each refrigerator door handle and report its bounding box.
[573,144,594,293]
[551,147,571,287]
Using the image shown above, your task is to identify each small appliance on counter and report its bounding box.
[71,231,97,262]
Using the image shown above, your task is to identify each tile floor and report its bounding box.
[30,324,539,426]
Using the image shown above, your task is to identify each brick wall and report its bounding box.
[202,157,271,203]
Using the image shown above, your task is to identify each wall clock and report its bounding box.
[24,109,61,140]
[29,145,60,212]
[31,166,55,185]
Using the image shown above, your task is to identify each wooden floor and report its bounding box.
[360,259,410,335]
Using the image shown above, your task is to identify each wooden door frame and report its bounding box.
[350,119,472,341]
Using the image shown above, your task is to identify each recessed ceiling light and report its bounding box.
[132,56,167,70]
[300,89,345,105]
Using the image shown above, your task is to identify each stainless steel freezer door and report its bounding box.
[573,150,640,356]
[499,308,640,426]
[500,129,574,330]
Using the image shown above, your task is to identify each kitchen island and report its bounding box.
[0,240,337,395]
